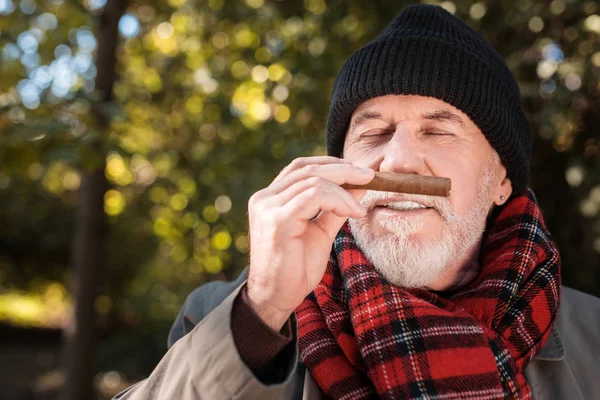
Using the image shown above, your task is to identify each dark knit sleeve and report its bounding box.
[231,285,293,382]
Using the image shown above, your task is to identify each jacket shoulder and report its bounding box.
[167,268,248,347]
[560,286,600,337]
[519,287,600,400]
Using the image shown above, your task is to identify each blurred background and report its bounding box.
[0,0,598,398]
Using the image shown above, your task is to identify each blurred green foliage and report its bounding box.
[0,0,599,378]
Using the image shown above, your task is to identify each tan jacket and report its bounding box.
[114,275,600,400]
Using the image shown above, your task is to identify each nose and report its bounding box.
[378,128,427,175]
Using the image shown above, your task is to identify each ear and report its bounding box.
[493,165,513,206]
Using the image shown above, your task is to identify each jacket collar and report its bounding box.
[534,321,565,361]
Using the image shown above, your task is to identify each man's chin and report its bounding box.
[349,216,455,288]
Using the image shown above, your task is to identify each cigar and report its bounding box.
[342,172,451,197]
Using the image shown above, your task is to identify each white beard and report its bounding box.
[348,161,497,289]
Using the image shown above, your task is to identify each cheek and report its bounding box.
[343,145,381,168]
[447,168,484,215]
[430,152,481,214]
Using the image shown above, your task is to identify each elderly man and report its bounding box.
[115,4,600,400]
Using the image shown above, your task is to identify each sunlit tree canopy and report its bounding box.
[0,0,598,388]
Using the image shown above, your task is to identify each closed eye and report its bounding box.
[359,130,394,138]
[423,131,455,136]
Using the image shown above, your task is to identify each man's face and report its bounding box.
[344,95,510,290]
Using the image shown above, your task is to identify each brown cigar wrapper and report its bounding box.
[342,172,451,197]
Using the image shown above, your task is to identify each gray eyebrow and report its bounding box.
[422,109,465,128]
[350,111,385,128]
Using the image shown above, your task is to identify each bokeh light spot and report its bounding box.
[251,65,269,83]
[536,60,557,80]
[549,0,565,15]
[565,166,584,187]
[119,13,140,38]
[254,47,271,63]
[274,105,290,123]
[212,32,229,49]
[212,231,232,250]
[249,101,271,121]
[20,0,36,14]
[63,171,81,190]
[17,79,41,109]
[528,16,544,33]
[245,0,263,9]
[17,32,38,53]
[2,43,21,62]
[584,15,600,34]
[202,205,219,223]
[0,0,15,14]
[185,96,204,114]
[86,0,107,10]
[231,60,250,79]
[195,222,210,238]
[469,2,486,20]
[76,29,97,52]
[272,85,289,102]
[37,13,58,30]
[234,235,249,253]
[305,0,326,15]
[156,22,174,39]
[104,190,126,216]
[170,193,188,211]
[308,38,326,56]
[267,64,286,81]
[215,195,232,213]
[204,256,222,274]
[565,74,581,91]
[439,1,456,15]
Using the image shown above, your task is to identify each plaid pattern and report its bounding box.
[296,189,561,399]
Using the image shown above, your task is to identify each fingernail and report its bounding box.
[341,158,353,163]
[360,167,373,175]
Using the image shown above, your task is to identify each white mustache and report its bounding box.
[360,190,457,221]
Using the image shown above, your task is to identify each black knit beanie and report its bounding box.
[326,4,532,195]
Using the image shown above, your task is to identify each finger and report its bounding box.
[279,184,367,225]
[315,188,369,237]
[309,210,323,222]
[251,158,349,206]
[247,174,364,224]
[274,176,366,215]
[313,210,351,237]
[268,163,374,196]
[346,188,369,205]
[273,156,352,185]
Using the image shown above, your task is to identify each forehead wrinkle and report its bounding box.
[422,109,465,128]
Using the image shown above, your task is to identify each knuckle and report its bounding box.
[276,165,292,178]
[290,157,308,170]
[248,191,262,208]
[249,193,273,217]
[305,176,323,187]
[301,164,320,175]
[278,157,307,178]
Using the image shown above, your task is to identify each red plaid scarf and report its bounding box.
[296,189,561,399]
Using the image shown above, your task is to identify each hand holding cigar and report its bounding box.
[342,172,451,197]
